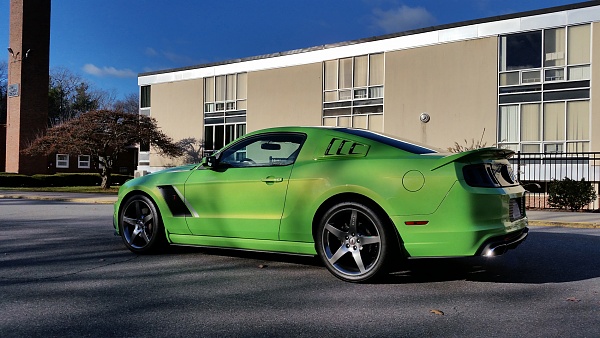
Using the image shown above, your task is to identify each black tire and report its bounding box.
[316,201,395,282]
[119,194,166,254]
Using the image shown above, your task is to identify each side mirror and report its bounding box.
[202,155,218,169]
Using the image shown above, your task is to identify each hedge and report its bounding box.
[0,173,132,187]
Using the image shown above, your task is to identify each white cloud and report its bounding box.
[372,5,436,33]
[144,47,158,56]
[162,51,195,65]
[82,64,137,78]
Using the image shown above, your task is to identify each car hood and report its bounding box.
[148,163,199,175]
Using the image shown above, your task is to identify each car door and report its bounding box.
[183,132,306,240]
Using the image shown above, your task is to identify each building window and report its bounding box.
[138,101,151,166]
[78,155,91,169]
[498,100,589,153]
[140,86,151,108]
[498,24,591,153]
[203,73,247,153]
[323,53,384,132]
[56,154,69,168]
[204,123,246,154]
[500,31,542,72]
[204,73,247,113]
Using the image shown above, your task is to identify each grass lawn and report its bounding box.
[0,186,119,194]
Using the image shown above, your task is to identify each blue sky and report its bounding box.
[0,0,587,99]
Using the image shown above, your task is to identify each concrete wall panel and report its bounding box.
[384,37,498,150]
[149,79,203,167]
[247,63,322,131]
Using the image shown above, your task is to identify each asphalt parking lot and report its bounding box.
[0,199,599,337]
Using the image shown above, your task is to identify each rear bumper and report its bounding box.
[476,227,529,257]
[395,180,529,257]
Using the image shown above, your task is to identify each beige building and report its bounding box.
[137,2,600,173]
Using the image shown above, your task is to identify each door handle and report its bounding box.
[261,177,283,184]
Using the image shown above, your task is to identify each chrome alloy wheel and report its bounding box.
[120,195,162,253]
[318,202,390,282]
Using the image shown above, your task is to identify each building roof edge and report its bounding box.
[138,1,600,78]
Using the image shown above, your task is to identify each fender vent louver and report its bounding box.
[158,185,192,217]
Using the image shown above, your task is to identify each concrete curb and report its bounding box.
[528,220,600,229]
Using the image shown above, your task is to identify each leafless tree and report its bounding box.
[48,67,121,125]
[113,92,139,114]
[177,137,204,164]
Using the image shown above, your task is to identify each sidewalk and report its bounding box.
[526,210,600,228]
[0,190,599,228]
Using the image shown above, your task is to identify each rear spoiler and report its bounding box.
[431,147,515,171]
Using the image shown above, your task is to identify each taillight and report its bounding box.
[500,165,515,184]
[463,163,518,188]
[463,164,497,187]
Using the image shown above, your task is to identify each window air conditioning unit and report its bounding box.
[134,170,148,178]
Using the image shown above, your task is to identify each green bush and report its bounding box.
[0,173,41,187]
[548,177,597,211]
[0,173,132,187]
[32,173,101,186]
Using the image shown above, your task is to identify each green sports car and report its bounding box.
[113,126,528,282]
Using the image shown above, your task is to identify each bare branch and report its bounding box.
[447,128,490,153]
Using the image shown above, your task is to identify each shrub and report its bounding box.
[547,177,597,211]
[32,173,102,186]
[0,172,132,187]
[0,173,42,187]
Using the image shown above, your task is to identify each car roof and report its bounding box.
[245,126,439,154]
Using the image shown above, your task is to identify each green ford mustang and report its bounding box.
[113,126,528,282]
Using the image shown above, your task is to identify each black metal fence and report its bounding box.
[510,152,600,210]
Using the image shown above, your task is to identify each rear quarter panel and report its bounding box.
[278,130,456,242]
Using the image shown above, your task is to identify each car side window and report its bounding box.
[219,133,306,168]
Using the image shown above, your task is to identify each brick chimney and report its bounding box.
[5,0,51,174]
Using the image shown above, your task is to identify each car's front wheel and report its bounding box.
[316,201,395,282]
[119,194,166,254]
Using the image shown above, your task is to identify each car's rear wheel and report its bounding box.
[119,195,165,254]
[316,201,394,282]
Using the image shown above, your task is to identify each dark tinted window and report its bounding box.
[543,89,589,101]
[499,92,542,104]
[140,86,151,108]
[337,128,437,154]
[501,31,542,71]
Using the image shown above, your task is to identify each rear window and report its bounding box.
[337,128,438,154]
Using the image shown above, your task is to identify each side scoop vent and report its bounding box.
[158,185,193,217]
[324,138,369,157]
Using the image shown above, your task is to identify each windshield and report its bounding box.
[337,128,438,154]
